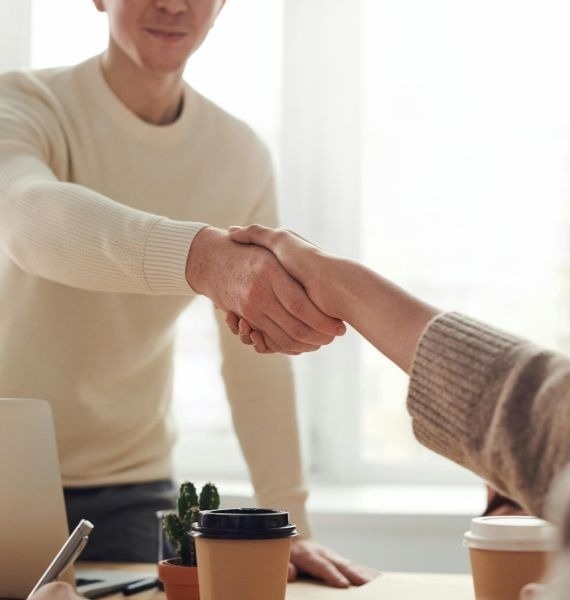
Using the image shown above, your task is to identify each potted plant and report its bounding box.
[158,481,220,600]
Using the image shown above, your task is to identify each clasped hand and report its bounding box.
[220,224,340,354]
[185,226,345,354]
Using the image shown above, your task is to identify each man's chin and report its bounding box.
[144,60,187,77]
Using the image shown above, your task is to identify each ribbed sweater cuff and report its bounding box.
[407,312,523,469]
[143,219,207,294]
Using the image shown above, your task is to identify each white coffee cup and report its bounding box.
[464,516,558,600]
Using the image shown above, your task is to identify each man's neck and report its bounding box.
[99,51,185,126]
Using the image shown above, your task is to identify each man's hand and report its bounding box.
[186,226,345,354]
[30,582,83,600]
[289,538,378,588]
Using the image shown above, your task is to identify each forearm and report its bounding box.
[321,256,440,373]
[0,148,203,294]
[408,313,570,516]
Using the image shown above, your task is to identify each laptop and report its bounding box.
[0,398,154,599]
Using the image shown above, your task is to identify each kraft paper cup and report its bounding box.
[192,508,298,600]
[464,516,558,600]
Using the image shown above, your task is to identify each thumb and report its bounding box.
[228,224,253,245]
[228,224,272,247]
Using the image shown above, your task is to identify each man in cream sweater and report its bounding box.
[0,0,372,587]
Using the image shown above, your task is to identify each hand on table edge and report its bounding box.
[288,538,379,589]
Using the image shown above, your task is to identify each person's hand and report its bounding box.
[519,576,569,600]
[226,224,344,353]
[228,225,338,317]
[288,538,378,588]
[186,226,345,354]
[520,583,544,600]
[30,582,83,600]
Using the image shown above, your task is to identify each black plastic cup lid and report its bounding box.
[191,508,298,540]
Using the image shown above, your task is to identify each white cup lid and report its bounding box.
[463,516,559,552]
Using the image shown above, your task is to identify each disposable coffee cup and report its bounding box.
[464,516,558,600]
[192,508,297,600]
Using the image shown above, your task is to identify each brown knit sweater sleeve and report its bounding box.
[407,312,570,517]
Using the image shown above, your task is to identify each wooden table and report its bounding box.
[80,563,474,599]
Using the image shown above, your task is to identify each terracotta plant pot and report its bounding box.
[158,558,200,600]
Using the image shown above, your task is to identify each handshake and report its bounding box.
[186,223,437,371]
[187,224,351,355]
[223,225,348,355]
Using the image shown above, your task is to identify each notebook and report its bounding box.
[0,398,154,599]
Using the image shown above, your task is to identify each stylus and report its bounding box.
[27,519,94,599]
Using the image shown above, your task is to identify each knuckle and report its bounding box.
[288,297,305,317]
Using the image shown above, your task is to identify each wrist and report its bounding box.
[316,254,356,320]
[185,225,222,295]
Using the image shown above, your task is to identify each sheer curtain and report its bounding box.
[281,0,570,483]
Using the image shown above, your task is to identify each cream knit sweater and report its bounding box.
[0,56,309,535]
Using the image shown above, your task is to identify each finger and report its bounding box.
[272,276,345,341]
[300,554,351,588]
[248,311,322,354]
[332,560,379,586]
[240,317,301,355]
[225,311,240,335]
[520,583,543,600]
[230,224,322,252]
[249,329,275,354]
[229,223,274,247]
[287,562,299,582]
[238,318,253,345]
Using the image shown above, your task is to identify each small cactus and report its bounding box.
[162,481,220,566]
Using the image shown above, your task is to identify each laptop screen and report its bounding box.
[0,399,73,599]
[0,399,154,599]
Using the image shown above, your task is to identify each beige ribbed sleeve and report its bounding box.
[407,312,570,517]
[0,144,204,295]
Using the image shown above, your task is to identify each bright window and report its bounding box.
[357,0,570,480]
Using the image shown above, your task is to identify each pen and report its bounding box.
[27,519,94,599]
[121,578,160,596]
